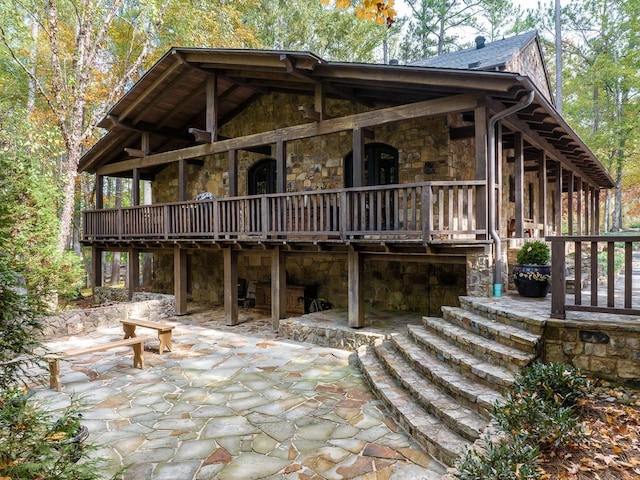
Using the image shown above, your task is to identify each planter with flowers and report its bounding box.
[512,240,551,297]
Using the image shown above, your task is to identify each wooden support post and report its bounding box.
[576,177,583,235]
[352,127,365,188]
[96,175,104,210]
[174,247,188,315]
[228,150,238,197]
[594,188,600,234]
[206,73,218,141]
[128,248,139,301]
[132,168,140,206]
[314,84,325,121]
[276,140,286,194]
[513,132,524,237]
[538,152,547,236]
[348,248,364,328]
[178,159,187,202]
[92,246,103,294]
[474,105,488,239]
[567,171,574,235]
[271,246,287,330]
[223,247,238,326]
[555,162,563,235]
[550,240,566,319]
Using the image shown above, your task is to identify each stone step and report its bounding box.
[437,307,541,356]
[389,332,504,416]
[373,339,489,441]
[423,316,536,373]
[357,344,472,467]
[458,296,546,335]
[407,326,515,393]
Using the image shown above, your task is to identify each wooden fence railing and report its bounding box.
[83,181,486,243]
[548,235,640,319]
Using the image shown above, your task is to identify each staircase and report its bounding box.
[357,296,544,467]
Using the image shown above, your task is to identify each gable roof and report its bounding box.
[78,47,614,189]
[410,30,539,72]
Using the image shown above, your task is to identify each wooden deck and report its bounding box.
[83,181,487,245]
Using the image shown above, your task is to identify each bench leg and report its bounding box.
[122,324,137,339]
[48,359,61,392]
[132,342,145,369]
[158,331,172,354]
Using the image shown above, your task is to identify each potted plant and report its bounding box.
[512,240,551,297]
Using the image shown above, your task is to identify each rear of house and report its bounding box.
[79,31,613,327]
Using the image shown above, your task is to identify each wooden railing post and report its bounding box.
[421,185,432,241]
[164,205,170,239]
[118,209,124,240]
[550,239,566,319]
[340,190,348,240]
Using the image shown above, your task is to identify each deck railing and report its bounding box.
[83,181,486,243]
[548,235,640,319]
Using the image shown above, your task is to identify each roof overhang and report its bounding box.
[79,47,614,189]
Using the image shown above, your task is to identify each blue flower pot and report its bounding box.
[513,264,551,297]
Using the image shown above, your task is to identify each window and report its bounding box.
[248,158,277,195]
[344,143,398,188]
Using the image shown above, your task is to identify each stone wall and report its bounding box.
[39,291,175,338]
[543,319,640,387]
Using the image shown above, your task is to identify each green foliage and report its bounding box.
[513,362,590,408]
[0,112,83,303]
[456,363,588,479]
[456,433,541,480]
[0,389,100,480]
[516,240,550,265]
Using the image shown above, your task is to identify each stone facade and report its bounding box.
[39,290,175,338]
[149,91,483,311]
[544,319,640,387]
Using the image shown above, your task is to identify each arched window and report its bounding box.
[344,143,398,188]
[248,158,277,195]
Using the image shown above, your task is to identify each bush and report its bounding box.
[516,240,550,265]
[456,363,588,479]
[456,433,541,480]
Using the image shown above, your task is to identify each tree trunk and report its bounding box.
[142,180,153,287]
[109,178,123,285]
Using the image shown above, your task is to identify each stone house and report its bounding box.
[79,31,614,327]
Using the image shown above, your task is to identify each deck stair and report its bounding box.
[357,296,544,468]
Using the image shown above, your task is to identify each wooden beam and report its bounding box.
[223,247,238,325]
[315,83,325,121]
[97,94,480,176]
[348,249,364,328]
[118,55,185,122]
[188,128,212,143]
[576,176,583,235]
[124,148,145,157]
[174,247,188,315]
[271,246,287,330]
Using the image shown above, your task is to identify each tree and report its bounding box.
[0,0,258,255]
[559,0,639,231]
[321,0,397,26]
[247,0,389,62]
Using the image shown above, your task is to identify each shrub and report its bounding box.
[516,240,550,265]
[513,362,589,408]
[456,433,541,480]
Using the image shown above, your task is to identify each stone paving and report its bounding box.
[32,307,446,480]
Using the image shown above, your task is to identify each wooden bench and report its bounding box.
[46,336,148,392]
[120,318,175,354]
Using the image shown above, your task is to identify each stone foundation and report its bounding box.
[543,318,640,387]
[39,290,175,338]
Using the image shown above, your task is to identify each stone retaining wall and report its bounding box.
[39,290,175,338]
[543,318,640,387]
